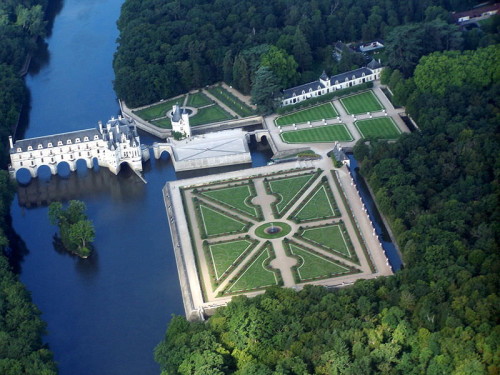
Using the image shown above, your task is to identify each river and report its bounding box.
[10,0,269,374]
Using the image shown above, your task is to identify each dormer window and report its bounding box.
[48,142,53,147]
[302,90,306,95]
[37,144,43,149]
[17,147,22,153]
[84,136,89,141]
[94,135,99,140]
[75,138,81,143]
[27,146,33,151]
[345,77,349,82]
[352,75,355,80]
[58,141,63,146]
[335,80,339,84]
[362,73,365,77]
[67,140,72,145]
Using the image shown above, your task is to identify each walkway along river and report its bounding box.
[9,0,400,374]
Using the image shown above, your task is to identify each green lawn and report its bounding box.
[291,184,338,221]
[206,86,255,117]
[228,247,278,293]
[209,239,254,280]
[189,104,233,126]
[133,97,184,121]
[151,117,171,129]
[290,244,349,281]
[275,103,338,126]
[300,224,351,257]
[186,92,212,108]
[281,124,353,143]
[199,204,249,237]
[201,184,260,218]
[340,91,384,114]
[268,174,317,215]
[355,117,401,139]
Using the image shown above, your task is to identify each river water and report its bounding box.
[9,1,399,374]
[10,0,269,374]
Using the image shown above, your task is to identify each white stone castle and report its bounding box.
[171,105,191,138]
[9,116,149,178]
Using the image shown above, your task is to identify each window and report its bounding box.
[48,142,53,147]
[58,141,63,146]
[27,146,33,151]
[17,148,22,152]
[84,136,89,141]
[345,77,348,82]
[67,139,72,145]
[37,144,43,149]
[94,135,99,140]
[75,138,81,143]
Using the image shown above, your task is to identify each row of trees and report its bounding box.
[113,0,478,109]
[0,0,58,372]
[154,36,499,375]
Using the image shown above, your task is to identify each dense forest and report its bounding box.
[0,0,57,373]
[146,1,500,374]
[113,0,480,108]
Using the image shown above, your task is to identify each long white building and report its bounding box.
[9,116,149,178]
[281,59,382,106]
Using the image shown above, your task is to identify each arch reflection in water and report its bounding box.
[16,167,147,208]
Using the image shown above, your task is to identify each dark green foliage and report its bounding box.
[49,200,95,258]
[113,0,474,107]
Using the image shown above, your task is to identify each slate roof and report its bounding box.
[11,128,101,153]
[283,81,326,99]
[329,67,373,85]
[367,59,382,70]
[283,66,376,100]
[172,105,181,122]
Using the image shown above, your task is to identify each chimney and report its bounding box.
[98,121,103,133]
[9,136,14,149]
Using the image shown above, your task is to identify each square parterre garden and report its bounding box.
[178,167,376,302]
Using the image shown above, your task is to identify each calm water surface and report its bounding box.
[10,0,269,374]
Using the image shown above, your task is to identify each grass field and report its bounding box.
[281,124,353,143]
[206,86,255,117]
[151,117,172,129]
[290,244,349,281]
[189,105,233,126]
[300,224,351,257]
[209,239,254,280]
[355,117,401,139]
[201,185,259,218]
[133,97,184,121]
[199,204,248,237]
[275,103,338,126]
[228,248,277,292]
[186,92,212,108]
[268,174,316,214]
[291,184,337,221]
[340,91,384,114]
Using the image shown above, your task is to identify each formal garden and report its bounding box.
[206,85,255,117]
[354,117,401,139]
[340,90,385,114]
[178,167,372,301]
[275,102,338,126]
[280,124,353,143]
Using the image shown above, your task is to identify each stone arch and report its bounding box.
[15,167,34,183]
[36,164,56,178]
[56,160,73,177]
[158,149,172,160]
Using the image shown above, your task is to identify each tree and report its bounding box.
[260,46,298,88]
[292,28,312,71]
[48,200,95,258]
[250,66,279,114]
[233,54,251,94]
